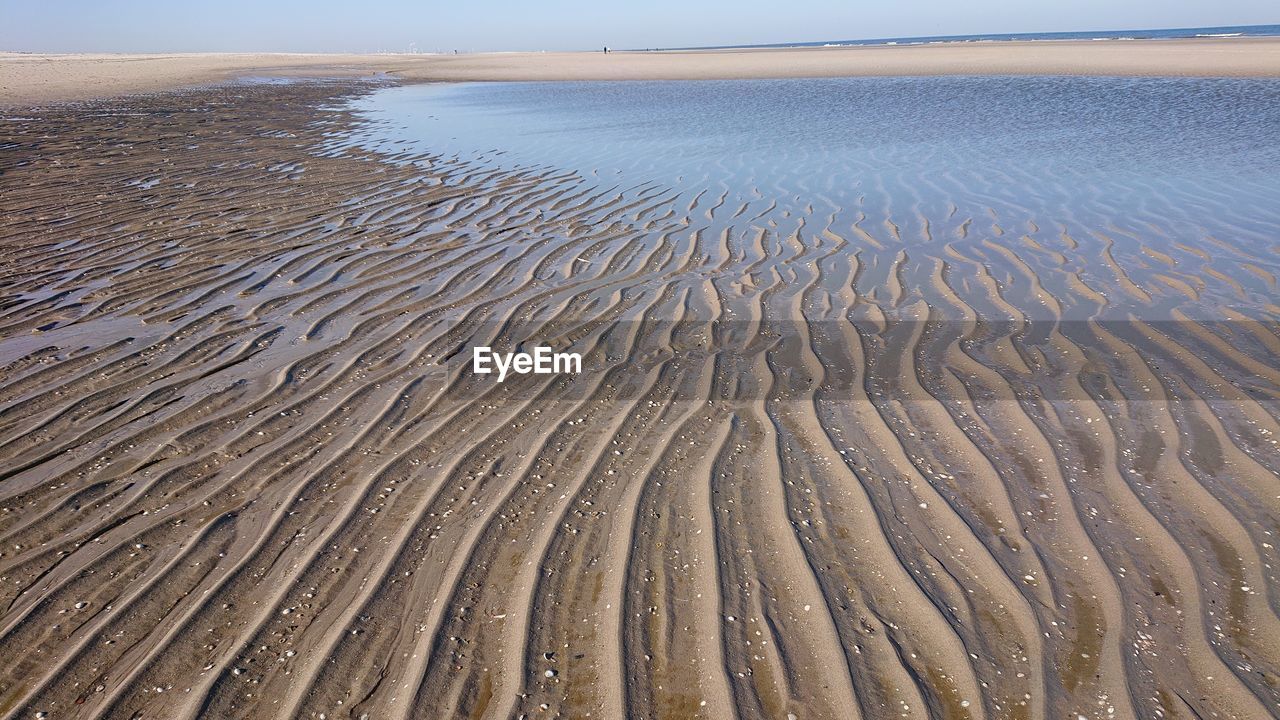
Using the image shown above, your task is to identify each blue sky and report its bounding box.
[2,0,1276,53]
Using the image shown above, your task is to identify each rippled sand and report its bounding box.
[1,80,1279,720]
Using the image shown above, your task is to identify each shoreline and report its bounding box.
[4,36,1280,105]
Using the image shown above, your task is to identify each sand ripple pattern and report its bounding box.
[0,82,1279,720]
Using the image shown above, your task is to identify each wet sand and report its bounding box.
[4,36,1280,105]
[1,77,1279,720]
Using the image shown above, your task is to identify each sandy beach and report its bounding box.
[1,38,1279,720]
[3,37,1280,105]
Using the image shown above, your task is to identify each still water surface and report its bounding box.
[344,77,1280,319]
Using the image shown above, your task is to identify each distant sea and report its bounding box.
[649,23,1280,51]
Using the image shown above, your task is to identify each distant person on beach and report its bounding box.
[603,46,609,53]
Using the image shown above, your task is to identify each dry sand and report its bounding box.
[0,46,1279,720]
[3,36,1280,105]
